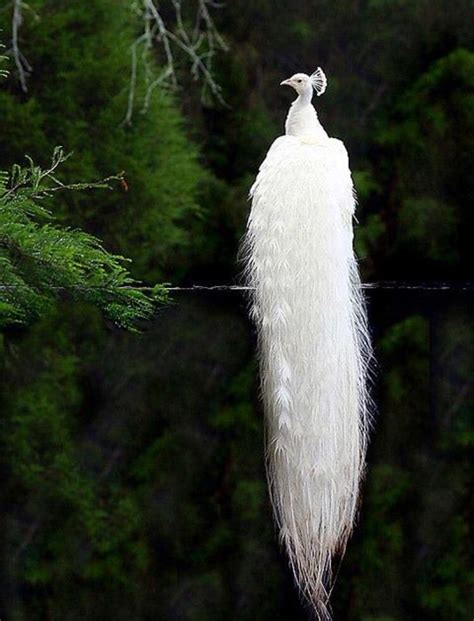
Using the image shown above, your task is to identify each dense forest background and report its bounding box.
[0,1,472,619]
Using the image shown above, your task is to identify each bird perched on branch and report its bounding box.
[241,68,373,619]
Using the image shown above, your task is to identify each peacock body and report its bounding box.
[241,68,373,619]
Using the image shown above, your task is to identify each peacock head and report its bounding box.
[280,67,327,97]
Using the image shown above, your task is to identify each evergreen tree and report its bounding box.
[0,4,213,617]
[0,0,209,281]
[0,147,164,329]
[0,32,166,327]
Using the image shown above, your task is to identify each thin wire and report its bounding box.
[168,281,474,292]
[1,281,473,292]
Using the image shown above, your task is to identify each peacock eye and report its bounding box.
[297,79,302,83]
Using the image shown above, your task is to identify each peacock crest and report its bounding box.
[311,67,327,96]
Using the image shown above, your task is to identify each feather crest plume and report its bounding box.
[311,66,327,96]
[241,67,372,619]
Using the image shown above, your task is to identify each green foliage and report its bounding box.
[335,316,429,619]
[0,0,472,619]
[0,0,209,281]
[353,169,382,202]
[1,307,153,610]
[419,516,472,617]
[373,48,474,275]
[355,213,386,262]
[413,307,474,619]
[398,197,459,264]
[0,148,165,328]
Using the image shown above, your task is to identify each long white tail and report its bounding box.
[242,136,372,619]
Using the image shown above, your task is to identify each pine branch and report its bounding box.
[0,149,167,329]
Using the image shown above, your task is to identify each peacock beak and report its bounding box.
[280,78,292,87]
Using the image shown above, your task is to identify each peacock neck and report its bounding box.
[285,91,328,142]
[295,88,313,106]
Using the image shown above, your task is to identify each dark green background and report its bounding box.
[0,1,472,619]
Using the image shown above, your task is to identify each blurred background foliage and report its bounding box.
[0,0,472,619]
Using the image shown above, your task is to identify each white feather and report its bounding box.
[311,67,328,96]
[241,70,372,619]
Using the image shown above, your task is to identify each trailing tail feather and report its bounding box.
[241,134,373,619]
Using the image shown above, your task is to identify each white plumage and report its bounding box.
[241,68,372,619]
